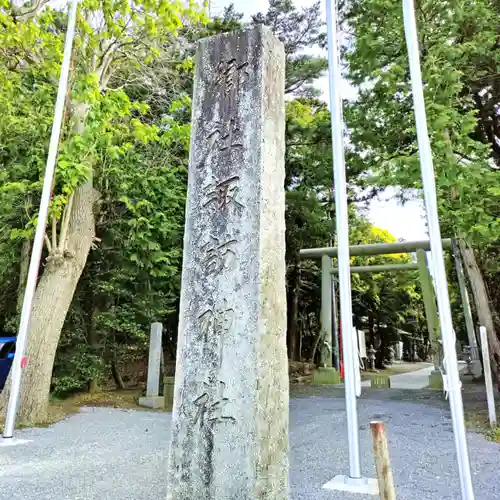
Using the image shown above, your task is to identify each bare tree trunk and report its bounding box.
[111,361,125,390]
[109,332,125,390]
[287,264,300,361]
[298,318,303,361]
[0,100,96,425]
[310,330,321,364]
[458,239,500,387]
[0,179,96,424]
[88,307,100,393]
[368,312,375,346]
[16,238,32,313]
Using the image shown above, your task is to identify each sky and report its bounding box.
[213,0,428,241]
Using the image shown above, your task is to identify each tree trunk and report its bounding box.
[287,263,300,361]
[298,320,303,361]
[0,179,97,424]
[111,361,125,390]
[368,312,375,346]
[109,332,125,390]
[458,239,500,387]
[88,379,99,394]
[17,238,32,313]
[310,330,321,364]
[87,307,100,393]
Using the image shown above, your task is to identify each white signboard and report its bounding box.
[357,329,367,358]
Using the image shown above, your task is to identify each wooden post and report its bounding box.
[370,421,397,500]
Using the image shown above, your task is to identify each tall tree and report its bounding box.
[343,0,500,377]
[251,0,328,96]
[0,0,203,424]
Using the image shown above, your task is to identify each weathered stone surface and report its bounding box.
[138,395,164,409]
[312,367,341,386]
[320,255,332,367]
[428,371,444,390]
[145,322,162,397]
[164,376,175,410]
[166,26,288,500]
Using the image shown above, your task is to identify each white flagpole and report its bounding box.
[325,0,361,478]
[3,0,80,440]
[402,0,475,498]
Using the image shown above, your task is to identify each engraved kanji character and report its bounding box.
[200,235,237,277]
[213,59,249,94]
[208,380,235,423]
[203,175,244,213]
[198,304,234,343]
[198,309,215,344]
[197,301,234,367]
[207,118,243,152]
[193,379,235,425]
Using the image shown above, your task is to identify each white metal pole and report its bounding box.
[325,0,361,478]
[479,327,497,428]
[402,1,475,498]
[3,0,79,440]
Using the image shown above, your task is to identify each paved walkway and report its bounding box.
[389,363,436,389]
[360,364,435,389]
[361,361,467,390]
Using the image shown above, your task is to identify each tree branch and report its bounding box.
[51,216,57,250]
[59,192,74,252]
[10,0,51,22]
[44,233,52,253]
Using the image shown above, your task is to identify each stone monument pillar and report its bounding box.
[320,254,333,367]
[166,27,288,500]
[314,255,341,385]
[139,322,164,409]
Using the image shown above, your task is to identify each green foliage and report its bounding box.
[285,98,334,259]
[0,0,431,391]
[343,0,500,344]
[0,0,201,394]
[251,0,328,95]
[343,0,500,245]
[282,97,420,360]
[349,221,422,340]
[52,343,105,396]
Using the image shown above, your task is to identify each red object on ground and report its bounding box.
[20,356,28,369]
[340,361,344,379]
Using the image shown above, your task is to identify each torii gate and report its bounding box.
[322,0,475,496]
[300,238,479,376]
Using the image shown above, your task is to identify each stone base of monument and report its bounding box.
[370,374,391,388]
[428,370,444,390]
[312,367,342,385]
[470,361,482,379]
[139,395,165,409]
[0,438,32,447]
[163,376,175,409]
[323,475,379,495]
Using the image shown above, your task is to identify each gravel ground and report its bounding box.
[1,395,499,500]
